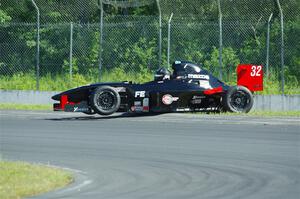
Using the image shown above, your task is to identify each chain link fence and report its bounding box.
[0,0,299,93]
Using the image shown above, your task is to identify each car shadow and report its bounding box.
[45,112,164,121]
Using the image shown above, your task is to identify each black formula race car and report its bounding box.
[52,61,263,115]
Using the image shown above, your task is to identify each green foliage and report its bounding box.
[101,67,152,83]
[204,47,240,81]
[284,19,300,81]
[46,11,62,23]
[172,37,204,66]
[120,37,157,71]
[0,9,11,23]
[0,69,153,91]
[62,58,79,74]
[240,34,265,64]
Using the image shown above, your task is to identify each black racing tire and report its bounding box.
[90,86,121,115]
[223,86,253,113]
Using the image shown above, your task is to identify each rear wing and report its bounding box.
[237,64,263,92]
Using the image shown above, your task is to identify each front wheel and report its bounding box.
[90,86,121,115]
[223,86,253,113]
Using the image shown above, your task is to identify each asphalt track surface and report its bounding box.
[0,110,299,199]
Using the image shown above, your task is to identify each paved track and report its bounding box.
[0,110,299,199]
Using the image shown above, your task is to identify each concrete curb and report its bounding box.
[0,90,57,104]
[253,95,300,111]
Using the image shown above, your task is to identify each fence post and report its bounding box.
[167,13,173,68]
[276,0,285,95]
[69,22,73,81]
[217,0,223,80]
[99,0,104,81]
[31,0,40,90]
[266,13,273,78]
[156,0,162,68]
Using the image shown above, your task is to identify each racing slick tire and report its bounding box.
[90,86,121,115]
[223,86,253,113]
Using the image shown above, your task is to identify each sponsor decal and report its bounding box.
[192,96,206,99]
[131,106,135,112]
[199,80,212,89]
[162,94,179,105]
[131,106,143,112]
[176,108,190,112]
[192,99,202,104]
[187,74,210,79]
[72,107,89,112]
[191,96,203,104]
[143,98,149,106]
[114,87,126,92]
[142,98,149,112]
[135,91,146,98]
[135,106,143,112]
[134,101,141,106]
[79,108,89,112]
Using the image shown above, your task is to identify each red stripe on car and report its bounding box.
[203,86,223,95]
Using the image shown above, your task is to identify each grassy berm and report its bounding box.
[0,161,73,199]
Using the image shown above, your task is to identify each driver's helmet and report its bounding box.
[154,67,171,81]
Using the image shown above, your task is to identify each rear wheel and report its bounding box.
[90,86,121,115]
[223,86,253,113]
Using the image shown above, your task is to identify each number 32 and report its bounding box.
[250,65,262,77]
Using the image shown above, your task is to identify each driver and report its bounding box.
[154,67,171,81]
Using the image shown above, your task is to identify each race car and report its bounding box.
[52,61,263,115]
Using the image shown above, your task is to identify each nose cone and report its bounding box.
[52,93,62,101]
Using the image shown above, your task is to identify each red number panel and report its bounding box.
[237,64,263,92]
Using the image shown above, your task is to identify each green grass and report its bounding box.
[249,110,300,117]
[218,110,300,117]
[0,69,153,91]
[0,103,52,110]
[0,161,73,199]
[1,71,299,94]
